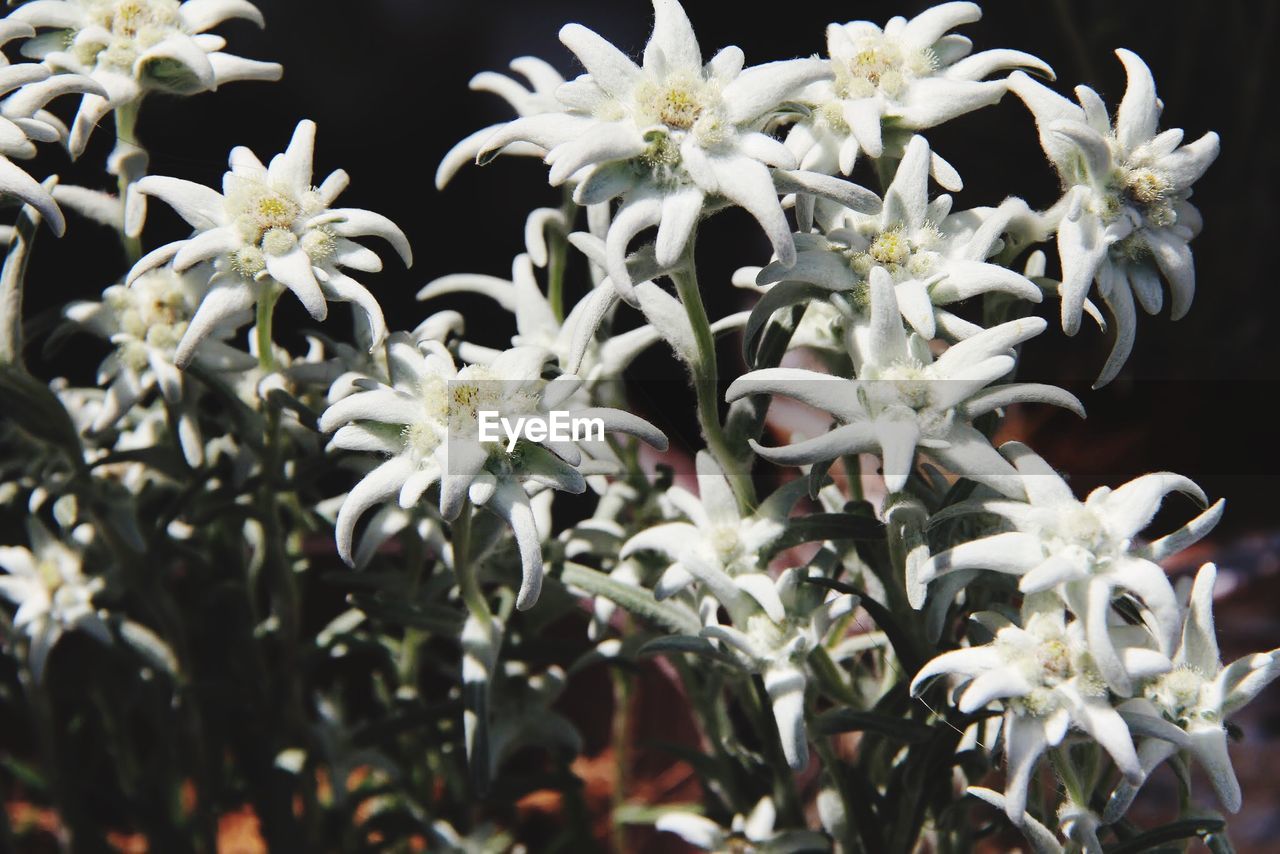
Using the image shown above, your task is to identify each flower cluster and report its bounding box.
[0,2,1266,853]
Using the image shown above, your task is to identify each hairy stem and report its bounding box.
[0,182,49,368]
[671,256,756,510]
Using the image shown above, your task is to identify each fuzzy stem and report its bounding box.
[0,183,48,368]
[256,285,281,373]
[113,101,144,265]
[546,187,574,322]
[670,256,756,511]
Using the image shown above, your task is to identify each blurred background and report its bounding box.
[11,0,1280,850]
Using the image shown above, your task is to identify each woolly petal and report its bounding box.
[266,246,327,320]
[764,664,808,769]
[180,0,266,32]
[921,531,1044,582]
[136,175,225,230]
[722,58,829,124]
[644,0,701,73]
[559,23,642,101]
[1114,49,1159,154]
[653,185,704,267]
[328,208,413,267]
[336,456,416,564]
[174,277,255,367]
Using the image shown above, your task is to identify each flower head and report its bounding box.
[0,521,110,680]
[912,597,1170,822]
[1106,563,1280,818]
[479,0,831,297]
[319,335,666,609]
[11,0,282,156]
[921,443,1224,694]
[128,119,412,366]
[727,268,1081,497]
[1009,50,1219,385]
[757,135,1043,341]
[784,2,1052,180]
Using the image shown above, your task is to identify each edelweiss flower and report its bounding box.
[0,521,110,680]
[784,2,1051,182]
[11,0,282,156]
[727,268,1080,496]
[920,443,1224,694]
[1106,563,1280,819]
[756,135,1043,341]
[620,451,804,601]
[0,19,105,232]
[480,0,830,296]
[699,565,858,770]
[436,57,565,189]
[1009,51,1219,385]
[911,599,1170,821]
[319,335,666,610]
[657,797,829,853]
[128,119,412,366]
[64,266,254,436]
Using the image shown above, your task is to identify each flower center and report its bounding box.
[836,35,936,100]
[81,0,182,68]
[107,272,194,364]
[846,226,940,282]
[877,360,932,410]
[1147,666,1209,723]
[710,525,743,564]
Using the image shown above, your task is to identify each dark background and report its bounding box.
[11,1,1280,849]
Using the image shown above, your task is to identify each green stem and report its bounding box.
[0,182,48,368]
[452,501,493,627]
[670,259,755,511]
[256,284,281,373]
[546,187,574,323]
[609,664,631,854]
[113,101,143,265]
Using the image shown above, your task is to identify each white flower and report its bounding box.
[756,134,1043,341]
[1009,51,1219,385]
[64,266,254,437]
[784,2,1052,182]
[911,598,1170,822]
[0,19,105,232]
[318,335,666,610]
[656,797,829,853]
[479,0,830,296]
[1106,563,1280,819]
[920,442,1224,695]
[128,119,413,366]
[620,451,803,601]
[727,267,1080,496]
[435,57,565,189]
[0,521,110,680]
[11,0,282,156]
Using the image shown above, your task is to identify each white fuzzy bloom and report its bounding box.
[64,266,254,440]
[10,0,281,156]
[0,522,110,681]
[757,135,1044,342]
[1106,563,1280,819]
[727,268,1081,497]
[127,119,413,366]
[0,20,105,232]
[1009,50,1219,386]
[920,442,1224,695]
[912,598,1172,823]
[784,2,1052,183]
[318,335,666,610]
[479,0,831,297]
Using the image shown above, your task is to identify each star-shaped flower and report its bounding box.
[11,0,282,156]
[64,266,254,441]
[0,521,111,681]
[1009,50,1219,385]
[727,267,1080,497]
[656,796,830,853]
[128,119,413,366]
[319,335,666,609]
[1105,563,1280,819]
[784,2,1052,182]
[479,0,830,297]
[756,134,1043,341]
[920,442,1224,695]
[0,19,105,231]
[912,599,1171,822]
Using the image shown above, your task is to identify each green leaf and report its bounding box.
[742,281,826,364]
[773,512,885,551]
[0,364,83,462]
[115,618,179,678]
[558,562,701,635]
[638,635,741,666]
[811,708,933,742]
[1104,818,1227,854]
